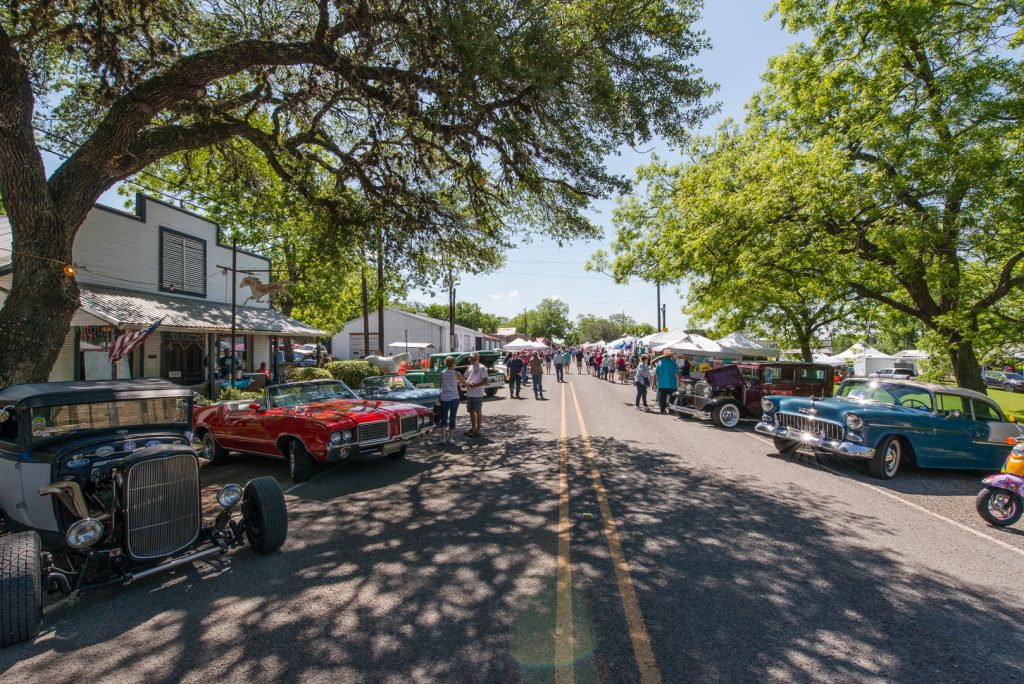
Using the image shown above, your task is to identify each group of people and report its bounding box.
[503,348,584,400]
[626,351,692,412]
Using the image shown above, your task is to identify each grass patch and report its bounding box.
[990,388,1024,421]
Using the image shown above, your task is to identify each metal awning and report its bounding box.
[387,341,435,349]
[78,284,326,336]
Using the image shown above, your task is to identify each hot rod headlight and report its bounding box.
[217,483,242,508]
[845,413,864,430]
[761,398,774,412]
[67,518,104,549]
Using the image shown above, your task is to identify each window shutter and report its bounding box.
[160,228,206,296]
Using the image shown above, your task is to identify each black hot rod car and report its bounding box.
[0,380,288,646]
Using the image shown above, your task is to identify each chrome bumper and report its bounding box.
[326,427,434,461]
[667,403,710,419]
[755,421,875,459]
[486,377,506,389]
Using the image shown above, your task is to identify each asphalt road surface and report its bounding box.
[3,370,1024,683]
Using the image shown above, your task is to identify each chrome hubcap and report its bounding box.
[721,406,739,427]
[885,442,899,475]
[203,435,214,459]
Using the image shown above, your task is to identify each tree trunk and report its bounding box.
[948,335,986,394]
[360,246,370,357]
[0,214,80,386]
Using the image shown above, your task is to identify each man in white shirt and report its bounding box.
[463,352,489,437]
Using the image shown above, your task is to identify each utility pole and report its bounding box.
[448,273,457,352]
[229,236,237,388]
[523,308,528,337]
[662,304,667,331]
[360,244,370,357]
[376,228,385,356]
[656,281,662,330]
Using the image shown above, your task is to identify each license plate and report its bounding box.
[383,442,402,455]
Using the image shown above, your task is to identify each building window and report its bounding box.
[159,227,206,297]
[77,326,132,380]
[161,333,205,385]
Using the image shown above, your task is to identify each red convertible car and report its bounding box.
[193,379,435,482]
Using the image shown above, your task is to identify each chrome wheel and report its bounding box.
[714,402,741,429]
[988,491,1018,521]
[202,433,217,460]
[883,440,900,477]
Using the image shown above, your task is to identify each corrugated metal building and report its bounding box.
[333,307,499,360]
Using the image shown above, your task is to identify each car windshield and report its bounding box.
[1005,373,1023,381]
[362,375,414,393]
[268,381,359,408]
[837,380,934,411]
[28,397,189,442]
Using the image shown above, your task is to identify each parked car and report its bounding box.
[982,370,1024,393]
[193,379,435,482]
[404,351,506,398]
[291,351,319,367]
[669,362,836,428]
[757,378,1019,479]
[357,374,441,421]
[0,380,287,647]
[869,367,917,379]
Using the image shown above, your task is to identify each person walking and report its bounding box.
[554,348,565,382]
[634,354,651,410]
[562,348,573,376]
[520,352,530,387]
[529,352,545,398]
[438,356,468,444]
[463,352,489,437]
[616,354,627,383]
[653,352,681,414]
[544,351,553,375]
[507,353,525,398]
[576,350,584,374]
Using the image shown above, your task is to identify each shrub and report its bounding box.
[323,360,380,387]
[287,366,333,382]
[217,386,265,402]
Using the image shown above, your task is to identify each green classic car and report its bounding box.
[404,351,506,398]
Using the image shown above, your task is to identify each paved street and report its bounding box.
[3,373,1024,683]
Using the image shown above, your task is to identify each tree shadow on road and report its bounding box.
[570,435,1022,682]
[0,415,569,684]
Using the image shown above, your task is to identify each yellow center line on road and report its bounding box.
[555,381,574,683]
[569,382,662,684]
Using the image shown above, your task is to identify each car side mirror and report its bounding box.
[249,403,263,411]
[1010,415,1017,424]
[947,410,961,419]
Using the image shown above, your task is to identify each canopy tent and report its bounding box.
[656,333,725,356]
[813,353,849,367]
[833,341,890,362]
[503,338,548,352]
[894,349,929,360]
[716,332,780,359]
[645,329,686,348]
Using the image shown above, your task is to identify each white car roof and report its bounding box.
[844,378,994,404]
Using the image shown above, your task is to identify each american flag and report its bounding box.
[108,318,164,363]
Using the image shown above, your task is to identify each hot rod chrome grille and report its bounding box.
[358,420,390,444]
[400,416,418,435]
[779,413,844,441]
[125,453,201,560]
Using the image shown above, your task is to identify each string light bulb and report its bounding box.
[62,264,77,278]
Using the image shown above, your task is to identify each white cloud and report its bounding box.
[490,289,521,301]
[508,290,520,300]
[550,294,561,301]
[488,293,504,300]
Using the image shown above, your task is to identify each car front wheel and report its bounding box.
[869,436,902,479]
[243,476,288,554]
[484,388,498,397]
[1004,383,1016,393]
[712,402,741,429]
[0,531,43,647]
[288,440,314,482]
[773,436,799,456]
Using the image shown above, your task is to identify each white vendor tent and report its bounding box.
[834,341,889,362]
[503,338,548,352]
[895,349,929,360]
[813,353,849,367]
[656,333,725,356]
[716,332,780,359]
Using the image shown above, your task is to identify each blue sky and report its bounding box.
[56,1,800,330]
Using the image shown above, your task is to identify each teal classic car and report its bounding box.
[756,379,1018,479]
[358,374,442,411]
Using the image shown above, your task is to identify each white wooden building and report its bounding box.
[0,193,324,392]
[332,307,500,360]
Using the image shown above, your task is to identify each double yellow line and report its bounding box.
[555,382,662,684]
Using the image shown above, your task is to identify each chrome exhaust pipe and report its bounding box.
[126,544,227,584]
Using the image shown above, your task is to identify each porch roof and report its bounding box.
[78,284,326,336]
